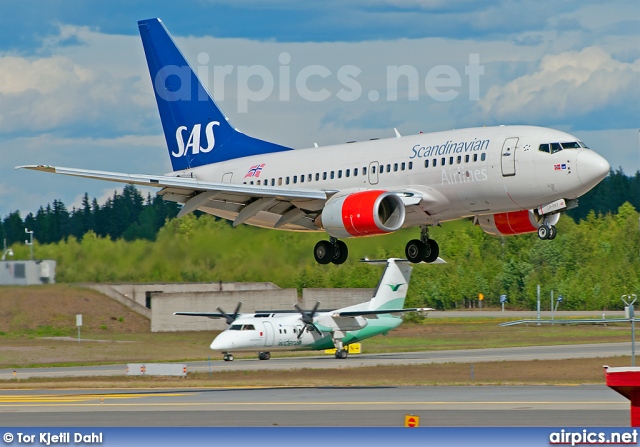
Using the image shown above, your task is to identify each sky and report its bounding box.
[0,0,638,219]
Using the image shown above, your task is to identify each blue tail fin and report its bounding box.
[138,18,292,171]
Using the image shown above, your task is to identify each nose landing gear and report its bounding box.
[537,224,557,240]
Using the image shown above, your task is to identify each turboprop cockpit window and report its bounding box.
[229,325,242,331]
[242,325,255,331]
[561,142,581,149]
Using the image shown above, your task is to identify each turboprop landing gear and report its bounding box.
[405,226,440,264]
[223,353,234,362]
[258,352,271,360]
[314,238,348,265]
[335,349,348,359]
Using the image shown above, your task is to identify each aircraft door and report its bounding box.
[501,138,518,177]
[262,321,274,347]
[368,162,379,185]
[222,172,233,183]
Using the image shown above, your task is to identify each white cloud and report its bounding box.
[478,46,640,125]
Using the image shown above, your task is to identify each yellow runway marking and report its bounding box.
[0,393,187,403]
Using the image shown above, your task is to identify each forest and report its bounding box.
[1,170,638,311]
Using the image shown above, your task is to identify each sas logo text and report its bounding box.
[173,121,220,158]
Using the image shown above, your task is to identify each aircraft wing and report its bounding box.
[17,165,329,230]
[333,307,434,317]
[174,312,229,319]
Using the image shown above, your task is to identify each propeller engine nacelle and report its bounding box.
[475,209,560,236]
[316,190,405,239]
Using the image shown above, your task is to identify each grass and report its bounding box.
[0,284,635,389]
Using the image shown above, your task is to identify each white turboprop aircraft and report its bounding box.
[18,18,610,265]
[175,258,433,360]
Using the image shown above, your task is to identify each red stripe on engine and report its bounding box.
[493,212,516,235]
[342,190,386,237]
[507,210,538,234]
[494,210,537,235]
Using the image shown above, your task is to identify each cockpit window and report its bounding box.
[579,141,589,149]
[538,144,550,153]
[229,325,242,331]
[550,143,562,154]
[242,325,255,331]
[561,142,581,149]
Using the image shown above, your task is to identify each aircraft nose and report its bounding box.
[210,333,232,351]
[576,150,610,189]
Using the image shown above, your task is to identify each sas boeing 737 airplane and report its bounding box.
[175,258,433,360]
[18,18,610,265]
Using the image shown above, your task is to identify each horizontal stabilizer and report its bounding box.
[333,307,434,317]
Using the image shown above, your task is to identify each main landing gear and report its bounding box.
[405,226,440,264]
[258,351,271,360]
[223,353,234,362]
[333,339,348,359]
[314,237,348,265]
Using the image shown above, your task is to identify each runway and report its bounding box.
[0,385,629,427]
[0,342,632,379]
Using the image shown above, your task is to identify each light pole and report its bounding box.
[1,248,13,261]
[25,228,34,260]
[623,294,638,367]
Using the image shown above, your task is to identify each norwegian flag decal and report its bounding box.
[244,163,265,178]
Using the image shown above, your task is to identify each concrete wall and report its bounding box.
[0,260,56,285]
[151,288,299,332]
[87,282,279,308]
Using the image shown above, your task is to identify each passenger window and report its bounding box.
[550,143,562,154]
[338,170,342,178]
[424,159,429,168]
[308,174,312,182]
[315,173,319,181]
[457,156,462,164]
[346,169,350,177]
[379,165,384,173]
[271,179,275,186]
[278,178,283,186]
[481,153,486,161]
[286,177,290,185]
[354,168,358,176]
[441,157,446,166]
[433,159,437,167]
[293,176,297,184]
[386,164,391,172]
[449,157,454,165]
[250,181,254,185]
[465,155,469,163]
[473,154,478,162]
[330,171,335,179]
[300,175,304,183]
[370,166,375,174]
[363,167,367,175]
[394,163,398,172]
[401,162,405,170]
[323,172,327,180]
[539,144,550,153]
[408,161,412,170]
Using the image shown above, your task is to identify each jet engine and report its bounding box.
[475,209,560,236]
[317,190,405,238]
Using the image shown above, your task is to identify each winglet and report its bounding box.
[394,128,401,138]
